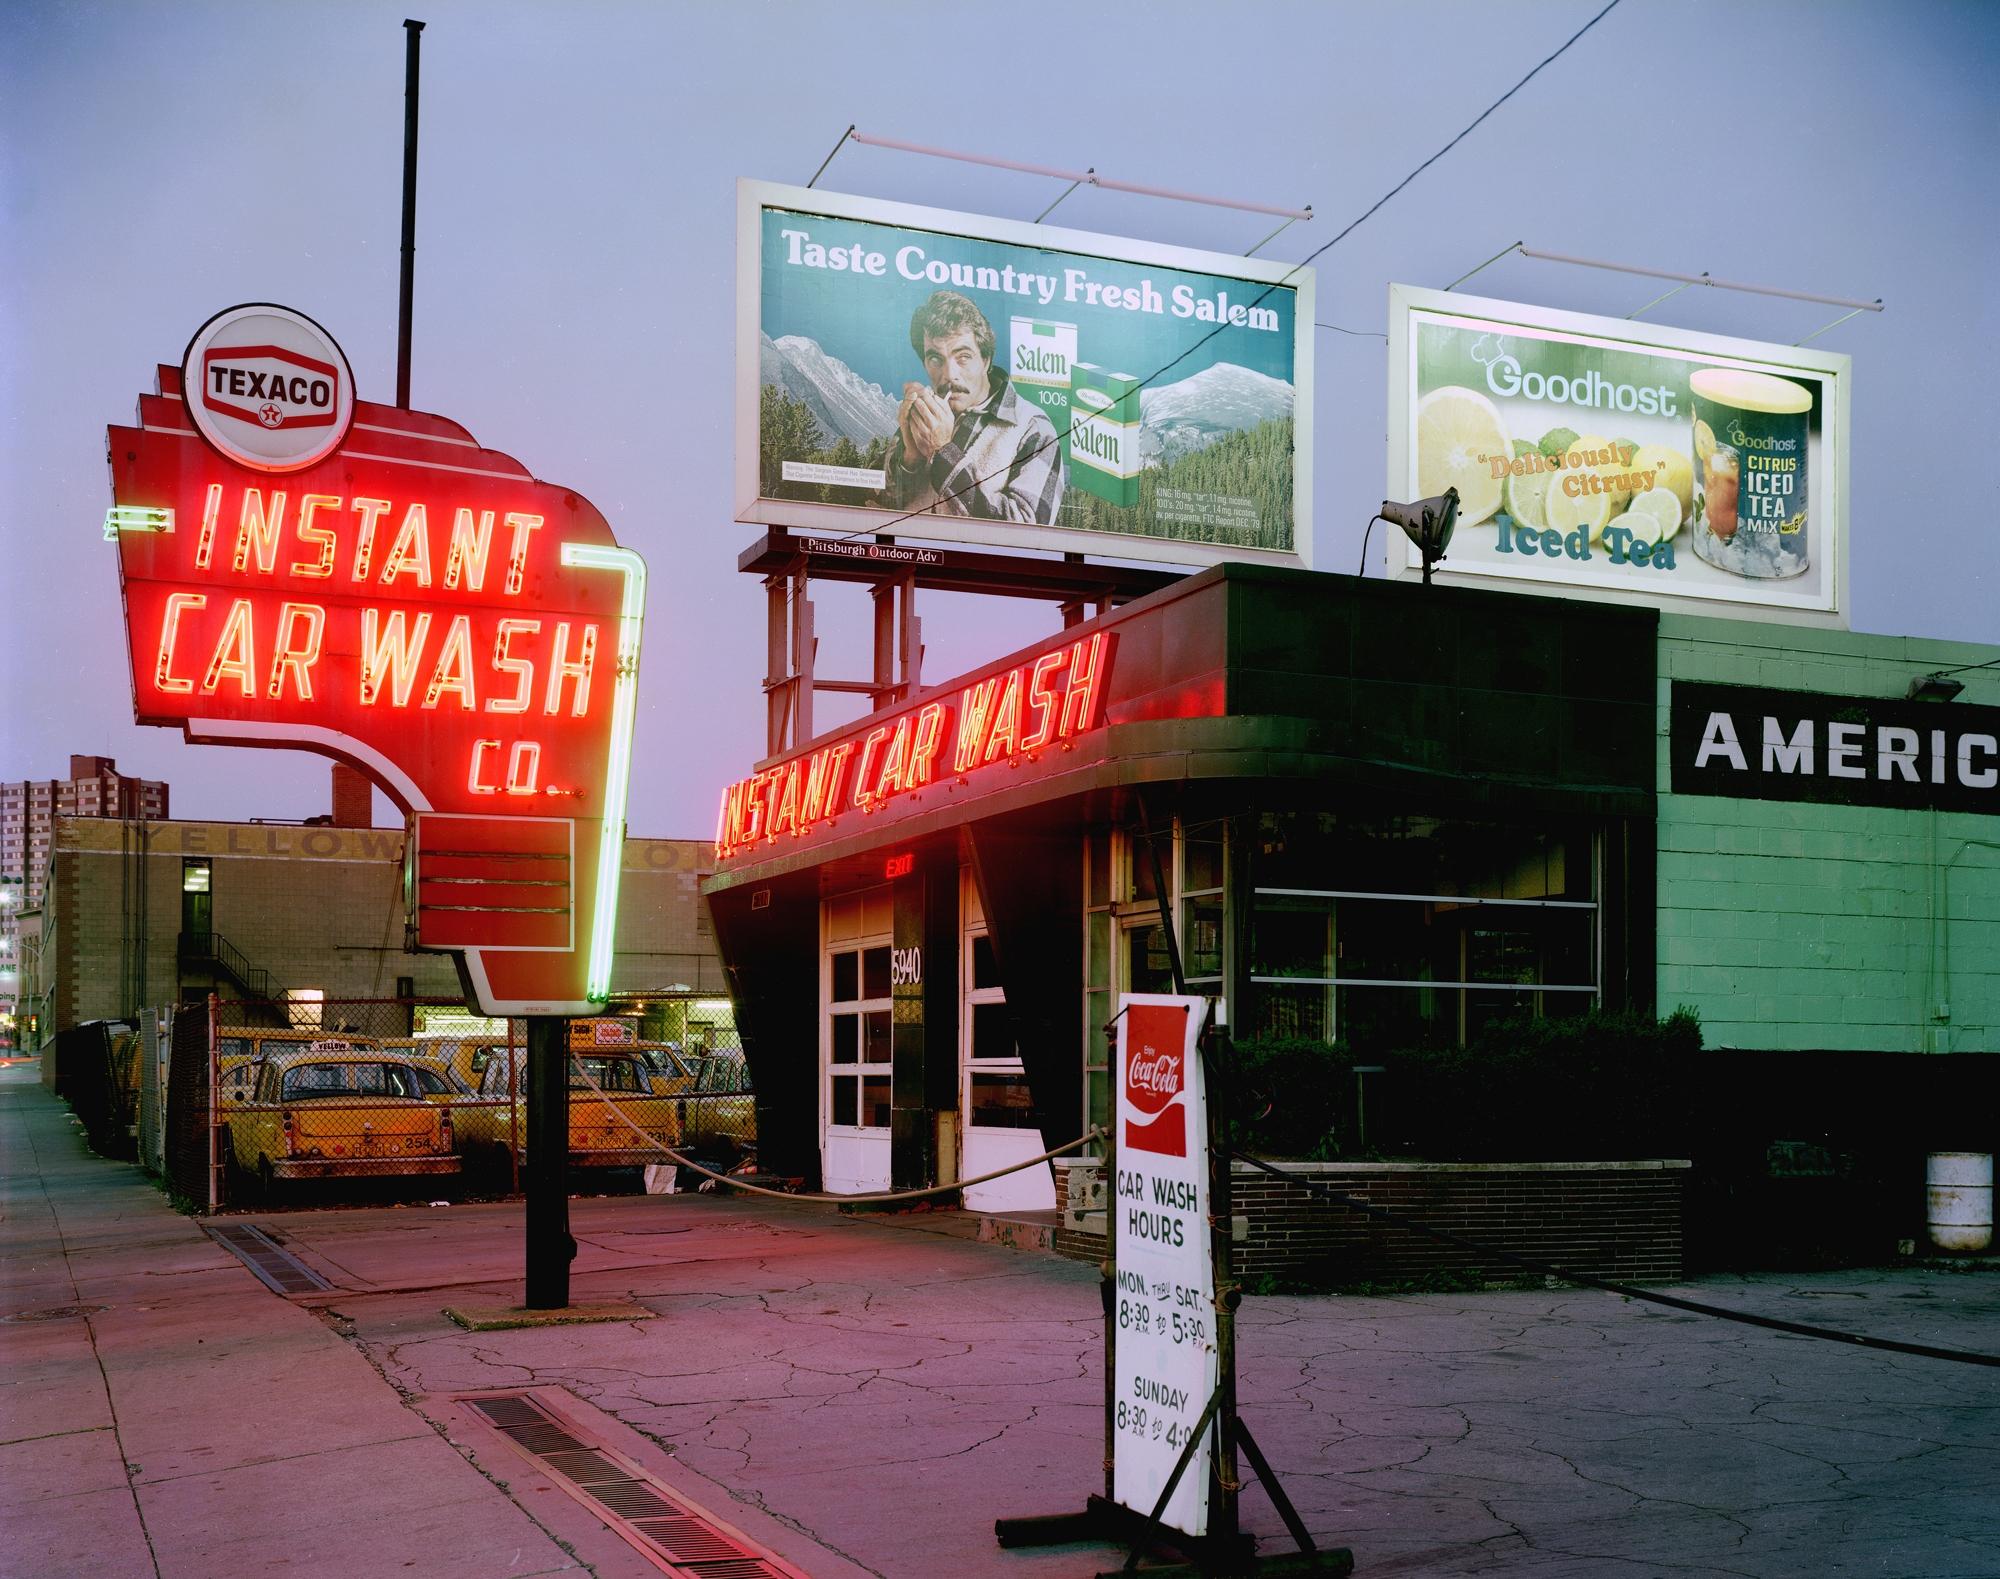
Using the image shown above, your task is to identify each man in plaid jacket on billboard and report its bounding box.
[884,291,1066,525]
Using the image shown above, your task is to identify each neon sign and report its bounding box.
[715,631,1111,860]
[106,310,646,1015]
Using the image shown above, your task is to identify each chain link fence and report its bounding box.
[161,996,751,1212]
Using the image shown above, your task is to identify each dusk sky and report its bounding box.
[5,0,1994,839]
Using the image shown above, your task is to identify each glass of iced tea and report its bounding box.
[1703,447,1739,540]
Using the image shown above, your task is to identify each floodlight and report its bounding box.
[1906,673,1964,703]
[1360,488,1459,585]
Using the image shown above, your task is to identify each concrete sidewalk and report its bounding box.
[8,1059,2000,1578]
[0,1064,592,1579]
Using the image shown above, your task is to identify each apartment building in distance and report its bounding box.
[4,757,171,1036]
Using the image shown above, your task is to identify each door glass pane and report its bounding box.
[1088,830,1112,907]
[831,951,858,1003]
[831,1075,857,1126]
[1183,827,1223,892]
[863,946,891,1000]
[861,1075,892,1127]
[972,933,1001,991]
[969,1072,1036,1128]
[1182,894,1223,981]
[831,1015,858,1064]
[1087,912,1111,991]
[863,1010,891,1066]
[1128,923,1176,994]
[970,1001,1014,1061]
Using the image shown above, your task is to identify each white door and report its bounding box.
[960,874,1055,1213]
[821,887,893,1194]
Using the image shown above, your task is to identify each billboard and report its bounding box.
[1388,284,1850,626]
[106,308,647,1016]
[737,180,1313,568]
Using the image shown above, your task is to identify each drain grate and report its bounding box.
[462,1392,808,1578]
[205,1223,332,1294]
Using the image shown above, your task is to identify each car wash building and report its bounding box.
[705,553,1662,1208]
[714,190,1996,1258]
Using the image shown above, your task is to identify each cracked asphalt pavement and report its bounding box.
[270,1191,2000,1578]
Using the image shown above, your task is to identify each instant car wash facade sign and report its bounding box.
[738,180,1312,569]
[713,629,1113,862]
[106,304,647,1015]
[1112,994,1217,1538]
[1672,682,1998,814]
[1388,284,1851,628]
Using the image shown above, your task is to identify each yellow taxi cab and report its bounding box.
[223,1045,461,1198]
[215,1029,384,1110]
[456,1045,680,1172]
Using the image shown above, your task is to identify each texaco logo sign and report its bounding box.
[181,303,356,473]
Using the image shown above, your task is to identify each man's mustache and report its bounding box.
[932,382,975,397]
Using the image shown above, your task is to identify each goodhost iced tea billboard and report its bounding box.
[736,180,1313,568]
[1388,284,1851,626]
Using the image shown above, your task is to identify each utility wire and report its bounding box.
[1232,1150,2000,1370]
[800,0,1626,549]
[1927,653,2000,679]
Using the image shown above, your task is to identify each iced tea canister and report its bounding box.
[1688,367,1812,578]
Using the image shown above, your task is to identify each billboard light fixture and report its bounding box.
[1364,490,1458,586]
[1906,673,1964,704]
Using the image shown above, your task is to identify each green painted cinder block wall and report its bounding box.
[1656,615,1999,1053]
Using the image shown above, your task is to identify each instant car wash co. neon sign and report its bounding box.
[714,631,1111,860]
[106,304,646,1015]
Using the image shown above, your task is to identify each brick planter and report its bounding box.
[1056,1159,1689,1286]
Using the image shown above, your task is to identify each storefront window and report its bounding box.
[1250,812,1598,1049]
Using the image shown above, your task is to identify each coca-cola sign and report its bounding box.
[1123,1002,1193,1157]
[1125,1043,1183,1116]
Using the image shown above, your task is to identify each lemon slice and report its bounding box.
[1630,444,1693,517]
[1609,509,1663,547]
[1506,466,1553,531]
[1632,486,1683,540]
[1693,419,1716,465]
[1546,476,1612,543]
[1416,385,1509,527]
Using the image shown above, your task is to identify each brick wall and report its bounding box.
[1057,1160,1688,1285]
[45,818,725,1035]
[1658,616,1999,1054]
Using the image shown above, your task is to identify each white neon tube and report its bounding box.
[559,542,647,1001]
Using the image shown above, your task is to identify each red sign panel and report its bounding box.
[108,335,645,1016]
[1123,1001,1190,1158]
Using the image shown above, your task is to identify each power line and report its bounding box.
[797,0,1626,545]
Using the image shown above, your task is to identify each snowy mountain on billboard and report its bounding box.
[760,333,899,446]
[1139,362,1294,463]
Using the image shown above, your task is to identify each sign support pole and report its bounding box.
[524,1015,573,1309]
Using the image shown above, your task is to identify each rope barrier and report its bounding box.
[540,1051,1106,1205]
[1231,1150,2000,1370]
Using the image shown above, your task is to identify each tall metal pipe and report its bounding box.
[396,19,425,409]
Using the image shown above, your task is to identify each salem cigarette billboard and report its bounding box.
[737,180,1312,568]
[1388,284,1850,626]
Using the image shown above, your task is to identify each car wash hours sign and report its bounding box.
[1113,994,1217,1538]
[105,304,647,1016]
